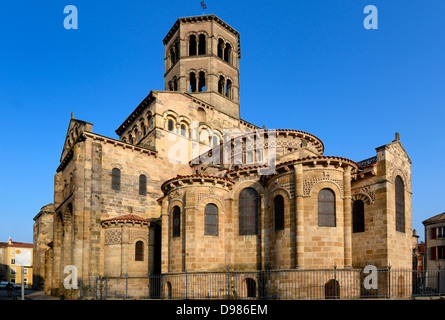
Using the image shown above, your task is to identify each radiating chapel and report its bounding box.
[33,14,413,299]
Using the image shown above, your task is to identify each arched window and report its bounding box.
[352,200,365,233]
[111,168,121,191]
[135,241,144,261]
[198,34,206,55]
[129,134,134,145]
[173,77,178,91]
[218,76,225,95]
[139,174,147,196]
[170,46,176,66]
[168,119,175,132]
[180,124,187,137]
[224,43,232,63]
[318,188,336,227]
[189,72,197,93]
[395,176,405,232]
[225,79,232,99]
[274,195,284,231]
[239,188,258,235]
[217,39,224,59]
[172,206,181,238]
[189,35,197,56]
[205,204,218,236]
[198,71,206,92]
[212,135,220,147]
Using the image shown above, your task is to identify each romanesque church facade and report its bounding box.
[33,14,413,299]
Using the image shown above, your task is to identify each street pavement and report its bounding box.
[0,288,59,300]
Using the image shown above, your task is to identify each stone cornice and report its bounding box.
[161,174,235,194]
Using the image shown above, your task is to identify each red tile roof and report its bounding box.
[101,214,148,223]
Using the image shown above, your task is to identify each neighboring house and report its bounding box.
[0,238,33,288]
[422,212,445,292]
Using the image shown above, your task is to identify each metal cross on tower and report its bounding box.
[200,1,207,15]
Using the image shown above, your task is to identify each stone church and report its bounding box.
[33,14,413,299]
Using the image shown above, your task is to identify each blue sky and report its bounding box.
[0,0,444,244]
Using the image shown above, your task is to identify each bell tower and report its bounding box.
[163,15,241,119]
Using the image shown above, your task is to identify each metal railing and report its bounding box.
[76,267,445,300]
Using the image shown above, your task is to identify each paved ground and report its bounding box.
[0,288,59,300]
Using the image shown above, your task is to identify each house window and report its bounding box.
[430,247,437,261]
[431,227,437,240]
[437,227,445,239]
[112,168,121,191]
[352,200,365,233]
[139,174,147,196]
[172,206,181,238]
[204,204,218,236]
[274,195,284,231]
[395,176,405,233]
[135,241,144,261]
[239,188,258,235]
[10,258,15,265]
[318,188,336,227]
[438,246,445,260]
[10,268,16,275]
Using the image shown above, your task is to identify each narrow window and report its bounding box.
[239,188,258,235]
[212,135,219,147]
[173,77,178,91]
[395,176,405,233]
[129,134,134,144]
[198,71,206,92]
[318,188,336,227]
[112,168,121,191]
[172,206,181,238]
[225,79,232,99]
[135,241,144,261]
[352,200,365,233]
[217,39,224,59]
[168,119,175,132]
[224,43,232,63]
[431,247,437,261]
[190,72,197,93]
[218,76,225,95]
[139,174,147,196]
[274,195,284,231]
[198,34,206,55]
[205,204,218,236]
[175,40,180,61]
[180,124,187,137]
[189,35,197,56]
[438,246,445,260]
[170,46,176,66]
[431,227,437,240]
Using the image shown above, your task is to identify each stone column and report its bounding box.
[121,225,130,276]
[294,164,304,268]
[343,166,352,268]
